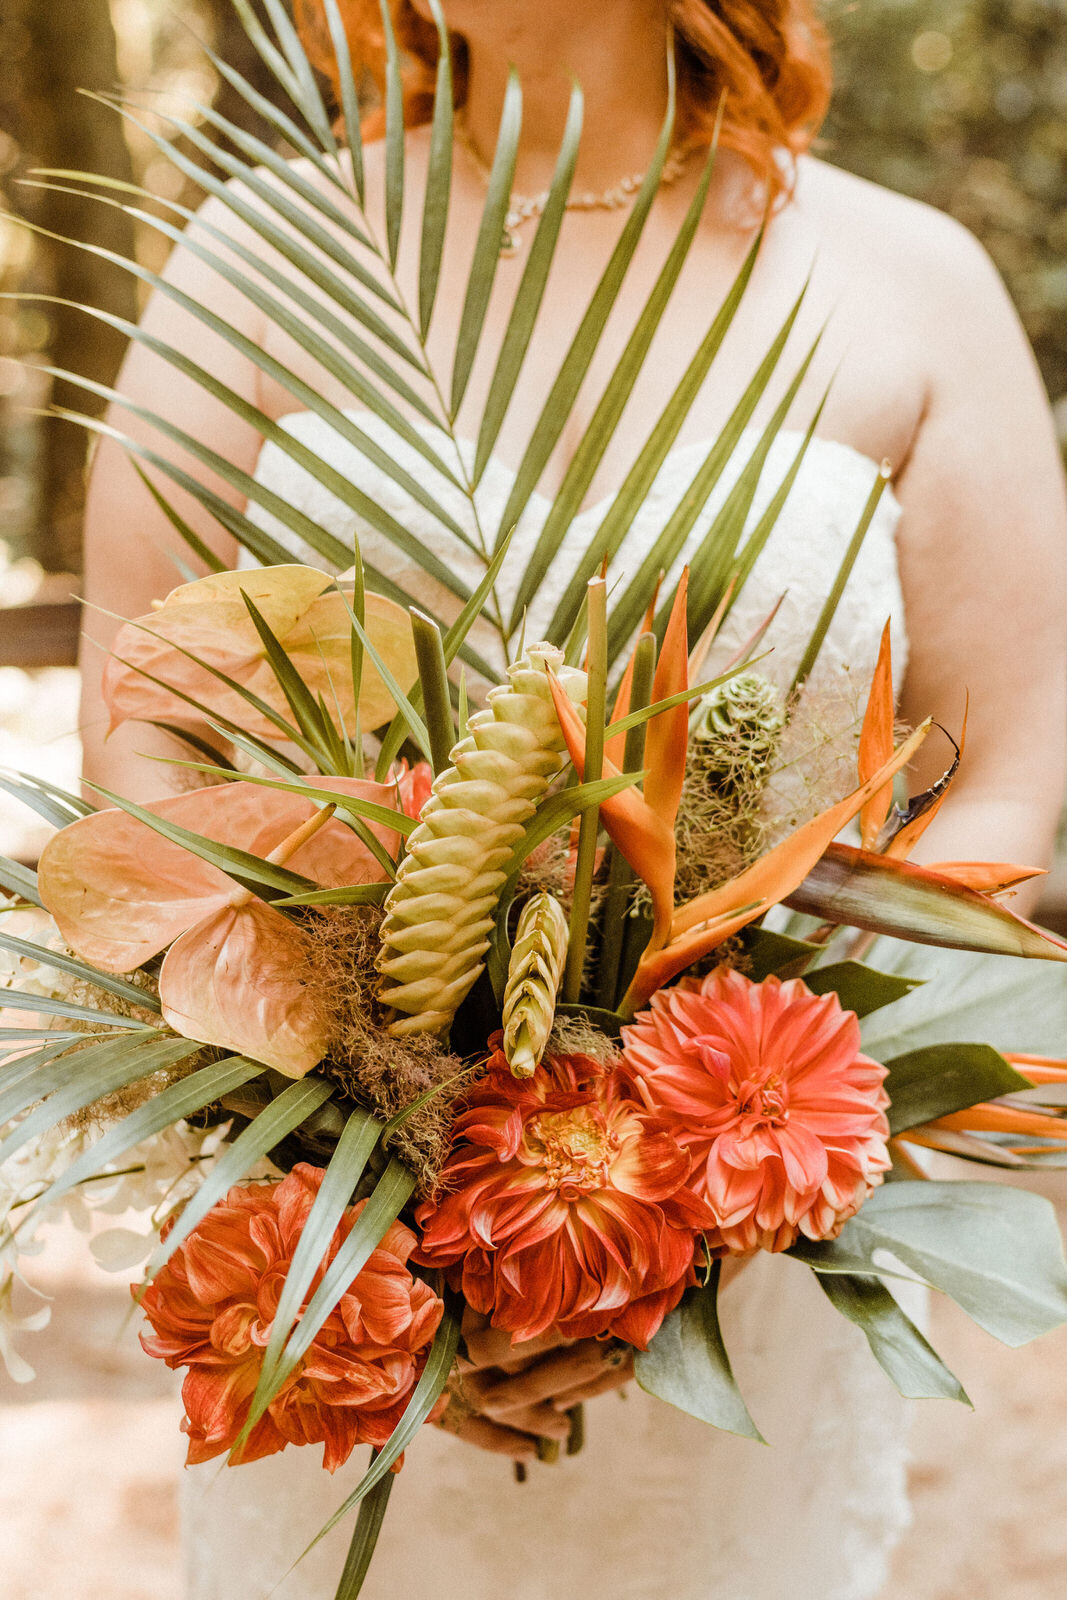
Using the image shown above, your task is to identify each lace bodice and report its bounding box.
[185,417,916,1600]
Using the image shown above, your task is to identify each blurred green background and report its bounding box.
[0,0,1065,578]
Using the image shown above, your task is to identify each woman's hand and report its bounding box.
[433,1308,633,1460]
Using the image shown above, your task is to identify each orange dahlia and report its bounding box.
[413,1045,713,1349]
[138,1164,443,1471]
[620,968,891,1253]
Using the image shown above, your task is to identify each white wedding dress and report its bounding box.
[181,414,917,1600]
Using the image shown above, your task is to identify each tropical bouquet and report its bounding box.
[5,3,1067,1595]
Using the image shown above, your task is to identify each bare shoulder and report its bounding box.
[795,154,1012,332]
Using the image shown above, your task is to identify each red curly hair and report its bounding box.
[294,1,830,198]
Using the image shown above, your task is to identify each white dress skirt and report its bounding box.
[181,413,918,1600]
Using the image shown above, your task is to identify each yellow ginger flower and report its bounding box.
[502,893,569,1077]
[377,646,587,1037]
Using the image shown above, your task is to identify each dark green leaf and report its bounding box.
[634,1261,764,1440]
[791,1180,1067,1346]
[816,1273,970,1403]
[884,1043,1031,1135]
[803,961,921,1018]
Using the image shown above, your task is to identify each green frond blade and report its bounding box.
[372,529,512,778]
[380,0,405,270]
[258,0,338,150]
[322,0,365,203]
[492,65,677,561]
[141,723,238,774]
[131,465,226,574]
[145,1076,334,1276]
[270,882,389,908]
[333,1467,395,1600]
[682,333,824,635]
[240,592,336,754]
[74,97,423,368]
[0,855,42,906]
[0,1034,200,1166]
[509,140,717,632]
[82,782,318,903]
[605,279,809,663]
[1,769,92,821]
[306,1301,461,1558]
[242,1156,416,1440]
[450,70,522,418]
[791,461,892,693]
[0,929,160,1014]
[472,86,582,485]
[230,0,302,102]
[0,773,82,832]
[0,992,148,1030]
[410,610,455,774]
[418,0,454,337]
[542,226,764,647]
[31,1055,267,1219]
[240,1109,383,1447]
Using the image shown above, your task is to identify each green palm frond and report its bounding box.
[11,0,852,686]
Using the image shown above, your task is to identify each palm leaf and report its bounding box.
[244,1158,417,1437]
[0,928,160,1014]
[145,1075,334,1275]
[308,1301,462,1561]
[507,134,718,631]
[333,1467,395,1600]
[492,64,679,569]
[450,71,523,418]
[235,1108,384,1456]
[83,781,318,903]
[418,1,454,337]
[0,855,42,906]
[0,1034,202,1166]
[28,1055,267,1218]
[471,87,582,482]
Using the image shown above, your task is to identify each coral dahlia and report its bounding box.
[620,967,891,1253]
[414,1045,713,1349]
[138,1164,443,1471]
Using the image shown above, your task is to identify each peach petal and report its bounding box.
[160,900,328,1077]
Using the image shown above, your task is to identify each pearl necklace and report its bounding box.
[455,115,694,256]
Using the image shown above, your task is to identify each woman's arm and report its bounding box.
[79,193,265,801]
[895,215,1067,911]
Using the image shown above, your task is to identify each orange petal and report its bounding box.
[687,577,736,683]
[928,861,1047,894]
[644,569,690,828]
[887,695,969,859]
[548,673,675,940]
[604,639,640,773]
[37,777,399,973]
[670,720,931,942]
[160,900,328,1076]
[624,722,933,1012]
[927,1106,1067,1141]
[858,620,894,850]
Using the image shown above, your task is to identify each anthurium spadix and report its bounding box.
[102,565,417,739]
[38,778,403,1076]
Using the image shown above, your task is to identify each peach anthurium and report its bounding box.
[37,777,402,1076]
[101,565,417,740]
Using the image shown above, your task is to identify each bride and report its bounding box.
[78,1,1067,1596]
